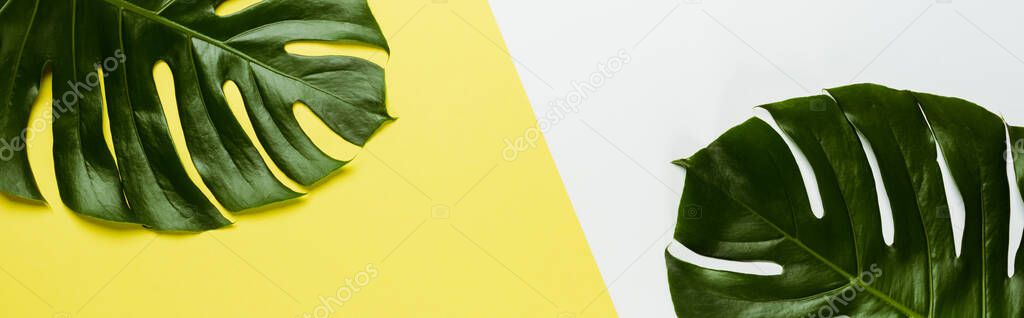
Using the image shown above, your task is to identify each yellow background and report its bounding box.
[0,0,617,317]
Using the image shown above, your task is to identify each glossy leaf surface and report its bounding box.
[669,84,1024,317]
[0,0,389,231]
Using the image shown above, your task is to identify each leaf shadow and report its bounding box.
[0,192,47,208]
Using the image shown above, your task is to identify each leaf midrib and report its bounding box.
[762,136,924,317]
[733,185,924,317]
[689,160,926,317]
[100,0,366,107]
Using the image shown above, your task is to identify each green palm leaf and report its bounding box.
[668,84,1024,317]
[0,0,389,231]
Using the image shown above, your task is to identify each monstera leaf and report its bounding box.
[668,84,1024,317]
[0,0,389,231]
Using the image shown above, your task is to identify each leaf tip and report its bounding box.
[672,158,691,168]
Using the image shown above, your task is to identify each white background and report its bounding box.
[489,0,1024,316]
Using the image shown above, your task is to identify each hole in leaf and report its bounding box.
[214,0,261,16]
[919,107,966,257]
[1006,125,1024,277]
[285,41,388,66]
[97,67,117,165]
[152,61,232,221]
[754,108,825,219]
[26,69,58,203]
[854,128,896,246]
[668,240,783,276]
[221,81,307,193]
[293,102,361,161]
[933,137,967,257]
